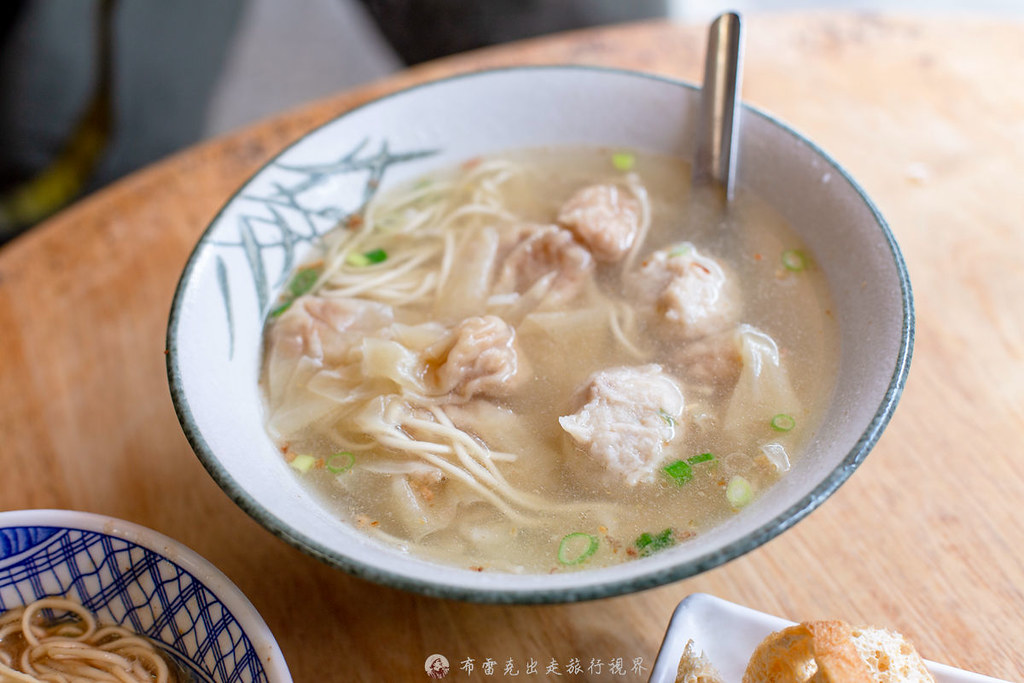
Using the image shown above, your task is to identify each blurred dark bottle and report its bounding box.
[0,1,113,242]
[0,0,241,244]
[0,0,666,244]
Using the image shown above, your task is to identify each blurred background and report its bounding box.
[1,0,1019,243]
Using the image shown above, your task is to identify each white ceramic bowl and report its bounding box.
[0,509,291,681]
[167,66,912,603]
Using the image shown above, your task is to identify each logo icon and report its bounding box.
[425,654,450,679]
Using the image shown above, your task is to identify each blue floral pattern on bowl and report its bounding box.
[208,138,436,358]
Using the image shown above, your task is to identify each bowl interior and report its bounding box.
[168,66,911,603]
[0,510,290,682]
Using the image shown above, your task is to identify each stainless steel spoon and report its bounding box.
[693,12,744,201]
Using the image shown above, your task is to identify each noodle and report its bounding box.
[620,172,652,272]
[608,300,650,360]
[0,598,178,683]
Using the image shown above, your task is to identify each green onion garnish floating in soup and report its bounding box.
[289,267,320,296]
[269,266,322,318]
[611,152,635,171]
[635,528,675,557]
[288,454,317,473]
[346,248,388,267]
[327,451,355,474]
[557,532,599,566]
[726,475,754,509]
[663,460,693,485]
[781,249,808,272]
[663,453,716,486]
[770,413,796,432]
[668,243,693,258]
[688,452,715,464]
[269,301,293,318]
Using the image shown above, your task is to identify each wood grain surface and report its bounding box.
[2,12,1023,681]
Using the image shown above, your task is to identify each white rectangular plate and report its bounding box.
[649,593,1006,683]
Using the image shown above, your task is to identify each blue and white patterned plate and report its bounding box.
[0,509,291,683]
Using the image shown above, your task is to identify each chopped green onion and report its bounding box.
[663,460,693,486]
[611,152,635,172]
[669,243,693,258]
[558,532,599,566]
[658,409,676,426]
[726,475,754,508]
[288,267,320,298]
[781,249,808,272]
[269,266,322,318]
[664,453,716,486]
[635,528,675,557]
[688,452,715,465]
[770,413,796,432]
[269,301,293,318]
[346,248,388,267]
[288,454,317,474]
[326,451,355,474]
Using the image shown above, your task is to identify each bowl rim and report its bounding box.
[0,508,293,681]
[166,64,914,604]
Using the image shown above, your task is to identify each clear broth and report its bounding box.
[260,148,838,573]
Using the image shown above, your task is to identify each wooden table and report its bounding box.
[2,12,1022,681]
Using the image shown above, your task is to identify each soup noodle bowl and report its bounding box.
[167,66,912,602]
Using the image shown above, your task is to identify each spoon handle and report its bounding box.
[694,12,744,201]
